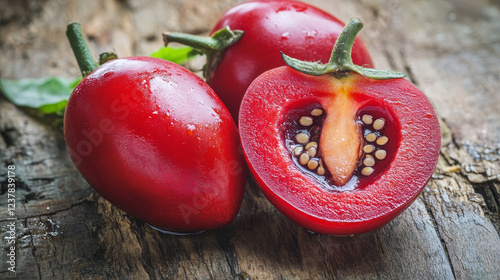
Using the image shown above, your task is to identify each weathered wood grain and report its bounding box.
[1,0,499,279]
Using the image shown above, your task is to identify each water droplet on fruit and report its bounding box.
[304,30,317,39]
[187,124,196,136]
[281,32,290,40]
[292,4,307,12]
[103,71,114,78]
[276,6,288,13]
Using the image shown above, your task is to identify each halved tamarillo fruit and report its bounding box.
[239,18,440,235]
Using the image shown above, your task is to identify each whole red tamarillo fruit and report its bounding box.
[64,22,246,234]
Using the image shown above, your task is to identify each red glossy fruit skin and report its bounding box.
[239,66,441,235]
[209,0,374,120]
[64,57,246,232]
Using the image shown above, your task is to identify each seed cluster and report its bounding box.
[287,106,392,185]
[360,114,388,176]
[289,108,326,176]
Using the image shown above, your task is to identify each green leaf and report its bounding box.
[150,46,201,64]
[1,77,81,114]
[1,47,199,118]
[40,100,68,116]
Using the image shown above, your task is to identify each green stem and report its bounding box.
[163,26,244,80]
[282,17,406,80]
[163,26,244,56]
[163,32,220,56]
[328,17,363,68]
[66,22,98,77]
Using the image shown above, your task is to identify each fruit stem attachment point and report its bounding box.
[163,26,244,81]
[66,22,99,77]
[282,17,406,80]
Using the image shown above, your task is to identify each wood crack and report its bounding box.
[382,49,398,71]
[25,219,43,280]
[398,49,419,86]
[470,181,500,234]
[215,229,241,278]
[0,127,17,147]
[420,190,457,280]
[0,194,92,222]
[374,231,386,256]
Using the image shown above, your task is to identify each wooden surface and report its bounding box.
[1,0,499,279]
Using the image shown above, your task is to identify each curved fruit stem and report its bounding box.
[163,26,244,55]
[66,22,99,77]
[282,17,406,79]
[162,26,244,80]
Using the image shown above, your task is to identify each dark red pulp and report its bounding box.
[282,97,401,191]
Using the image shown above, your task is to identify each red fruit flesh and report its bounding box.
[64,57,246,232]
[239,67,440,235]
